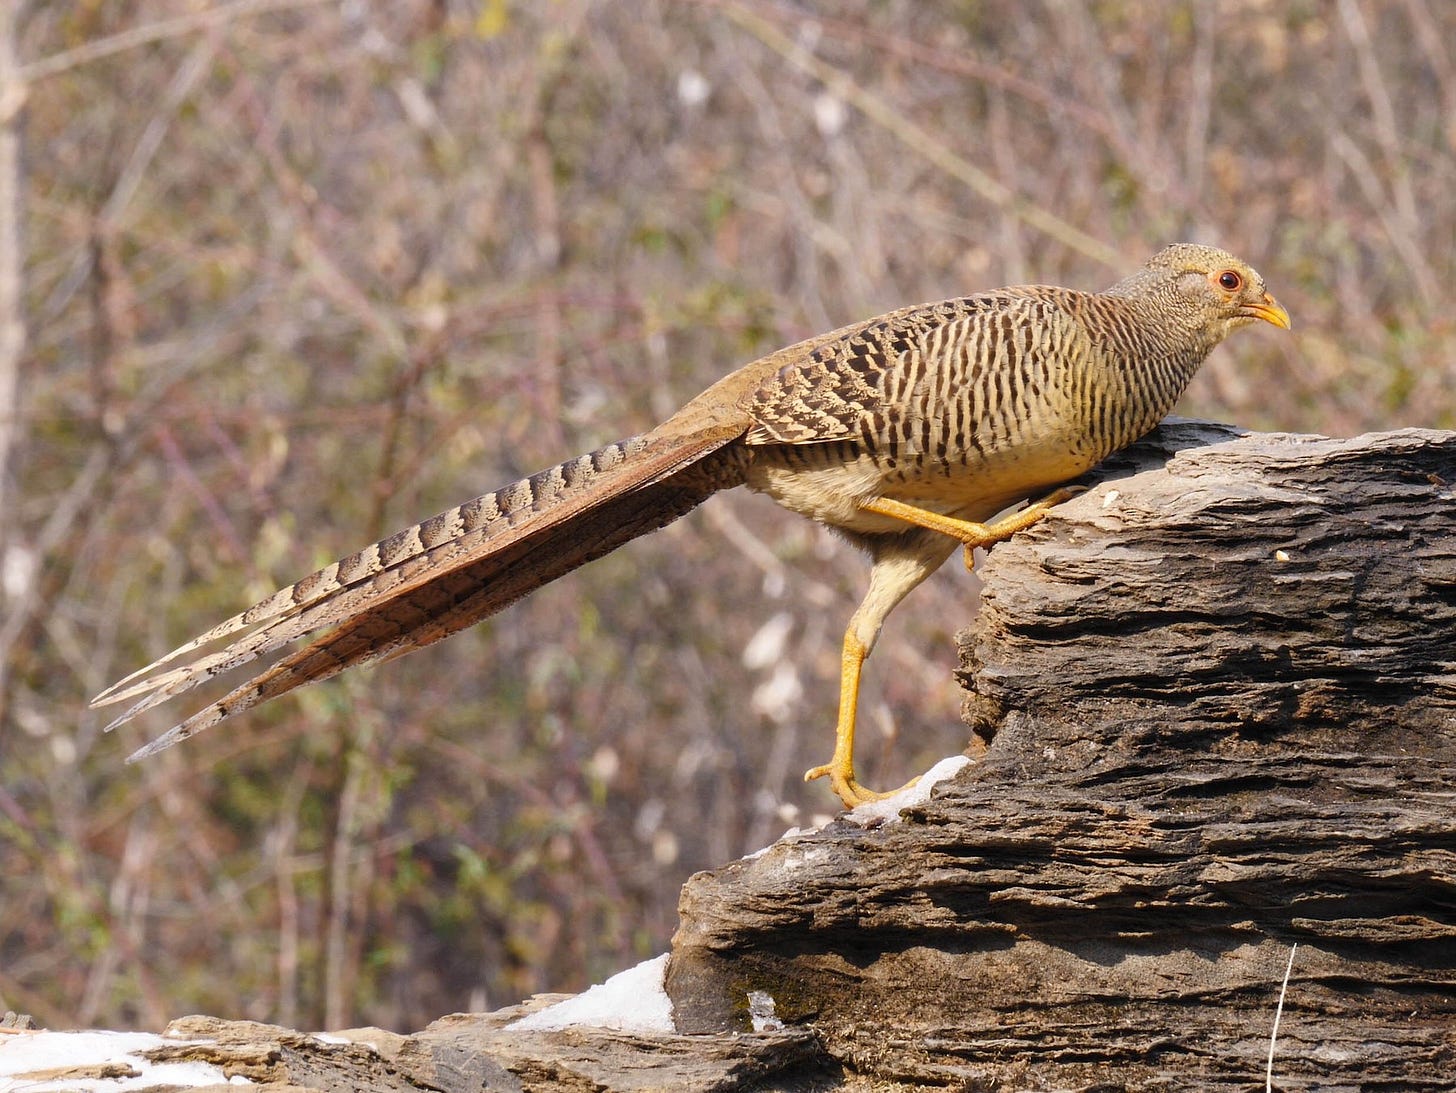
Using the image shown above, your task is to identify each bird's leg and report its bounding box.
[860,485,1085,571]
[802,629,886,806]
[804,626,924,807]
[804,545,950,808]
[805,489,1082,807]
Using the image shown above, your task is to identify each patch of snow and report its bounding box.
[746,990,783,1033]
[0,1029,248,1090]
[506,953,674,1034]
[308,1032,351,1046]
[745,826,809,859]
[845,755,972,825]
[745,755,976,857]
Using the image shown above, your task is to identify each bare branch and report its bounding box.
[18,0,331,83]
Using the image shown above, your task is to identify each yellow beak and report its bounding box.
[1241,292,1292,330]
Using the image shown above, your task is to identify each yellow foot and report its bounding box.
[1022,483,1088,515]
[804,762,921,809]
[859,486,1088,573]
[1020,483,1087,515]
[958,484,1089,570]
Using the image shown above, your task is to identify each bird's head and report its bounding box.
[1108,243,1291,346]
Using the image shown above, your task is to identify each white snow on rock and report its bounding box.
[0,1029,249,1090]
[506,953,674,1034]
[745,989,783,1033]
[746,755,975,859]
[843,754,972,824]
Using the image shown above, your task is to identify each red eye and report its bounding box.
[1217,270,1242,292]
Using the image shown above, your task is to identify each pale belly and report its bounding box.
[744,435,1097,538]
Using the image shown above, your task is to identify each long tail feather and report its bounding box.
[99,427,747,757]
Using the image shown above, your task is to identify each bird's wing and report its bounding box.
[741,292,1036,447]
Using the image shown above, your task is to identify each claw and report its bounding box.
[958,485,1089,571]
[804,761,920,809]
[1035,484,1088,507]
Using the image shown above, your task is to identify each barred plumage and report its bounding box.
[94,244,1289,805]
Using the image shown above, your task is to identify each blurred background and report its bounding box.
[1,0,1451,1034]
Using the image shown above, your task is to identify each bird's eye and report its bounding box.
[1216,270,1242,292]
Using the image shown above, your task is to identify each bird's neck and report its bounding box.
[1088,290,1223,449]
[1104,270,1232,360]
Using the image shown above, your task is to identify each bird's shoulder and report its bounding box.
[742,287,1093,446]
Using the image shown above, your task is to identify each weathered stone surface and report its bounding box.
[146,1010,837,1092]
[666,422,1456,1090]
[962,420,1456,756]
[405,1009,835,1092]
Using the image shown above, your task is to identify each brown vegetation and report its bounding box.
[1,0,1453,1034]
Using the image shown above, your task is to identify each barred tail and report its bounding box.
[94,427,747,759]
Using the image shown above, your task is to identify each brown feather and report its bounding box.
[101,426,747,758]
